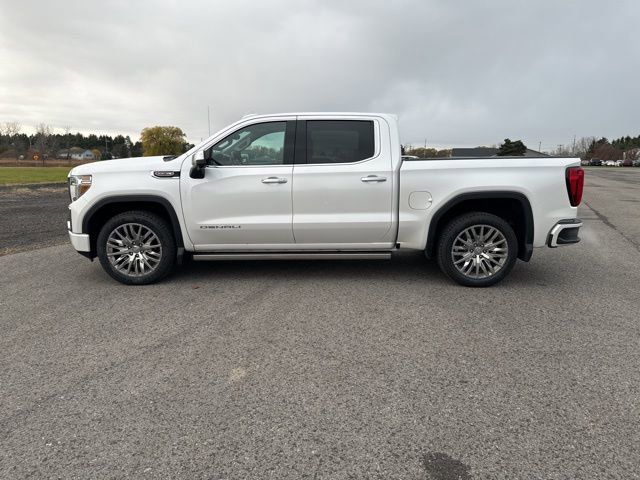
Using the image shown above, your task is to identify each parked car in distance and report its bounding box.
[589,159,603,166]
[66,112,584,288]
[581,160,590,166]
[604,160,617,167]
[622,159,634,167]
[634,159,640,167]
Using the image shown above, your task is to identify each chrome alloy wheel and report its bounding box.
[451,224,508,279]
[106,223,162,277]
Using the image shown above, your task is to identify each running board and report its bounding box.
[192,252,392,261]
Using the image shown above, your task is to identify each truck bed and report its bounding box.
[397,156,581,250]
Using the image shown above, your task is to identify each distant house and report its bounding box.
[57,147,95,161]
[77,149,95,161]
[451,147,548,157]
[57,149,70,159]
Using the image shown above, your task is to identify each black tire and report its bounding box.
[436,212,518,287]
[96,210,176,285]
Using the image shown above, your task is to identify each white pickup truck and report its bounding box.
[67,113,584,287]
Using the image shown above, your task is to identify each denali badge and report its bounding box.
[153,170,180,178]
[200,225,242,229]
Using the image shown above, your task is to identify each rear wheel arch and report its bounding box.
[436,211,518,287]
[425,191,534,261]
[82,195,184,258]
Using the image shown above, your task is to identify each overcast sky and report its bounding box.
[1,0,639,150]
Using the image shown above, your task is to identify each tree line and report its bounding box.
[552,135,640,161]
[405,135,640,160]
[403,139,528,157]
[3,120,639,161]
[0,122,194,160]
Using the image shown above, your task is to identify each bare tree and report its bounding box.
[572,136,596,159]
[553,136,597,158]
[624,148,640,161]
[61,125,72,159]
[552,144,572,157]
[35,123,51,138]
[592,143,623,161]
[34,123,52,162]
[3,121,22,137]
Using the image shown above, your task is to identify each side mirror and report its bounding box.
[192,150,206,167]
[190,150,206,179]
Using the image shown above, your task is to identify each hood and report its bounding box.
[69,155,183,176]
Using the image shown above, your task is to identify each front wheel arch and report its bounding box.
[96,210,177,285]
[82,196,185,259]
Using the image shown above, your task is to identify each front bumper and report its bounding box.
[68,221,91,252]
[548,219,583,247]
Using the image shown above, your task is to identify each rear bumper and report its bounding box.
[68,221,91,252]
[548,219,582,247]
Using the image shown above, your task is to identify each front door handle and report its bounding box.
[361,175,387,183]
[261,177,288,184]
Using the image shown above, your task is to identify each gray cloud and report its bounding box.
[1,0,639,150]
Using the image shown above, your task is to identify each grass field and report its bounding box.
[0,165,633,186]
[0,167,71,185]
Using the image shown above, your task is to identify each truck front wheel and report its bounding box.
[436,212,518,287]
[96,211,176,285]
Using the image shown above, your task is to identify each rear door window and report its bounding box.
[306,120,375,164]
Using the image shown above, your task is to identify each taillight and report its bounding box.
[566,167,584,207]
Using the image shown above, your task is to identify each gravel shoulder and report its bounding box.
[0,183,69,256]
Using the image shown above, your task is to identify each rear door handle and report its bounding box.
[261,177,288,184]
[361,175,387,183]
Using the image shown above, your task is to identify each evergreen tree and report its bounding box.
[497,139,527,156]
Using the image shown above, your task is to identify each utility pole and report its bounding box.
[572,135,576,155]
[538,141,541,152]
[207,106,211,136]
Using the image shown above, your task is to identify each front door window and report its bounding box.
[207,122,287,166]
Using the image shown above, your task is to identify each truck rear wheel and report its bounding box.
[96,211,176,285]
[436,212,517,287]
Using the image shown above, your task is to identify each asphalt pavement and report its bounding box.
[0,169,639,479]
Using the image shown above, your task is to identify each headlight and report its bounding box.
[68,175,92,202]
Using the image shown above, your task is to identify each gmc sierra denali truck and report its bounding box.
[67,113,584,287]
